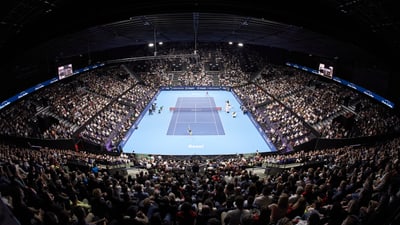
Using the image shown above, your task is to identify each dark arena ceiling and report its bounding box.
[0,0,399,104]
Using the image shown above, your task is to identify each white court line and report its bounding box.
[174,97,220,134]
[194,103,197,123]
[208,97,220,134]
[172,98,184,134]
[175,121,215,124]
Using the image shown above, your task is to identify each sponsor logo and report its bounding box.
[188,144,204,149]
[347,83,357,89]
[363,90,373,98]
[34,84,44,90]
[381,99,394,108]
[333,77,341,83]
[0,101,10,110]
[17,92,28,99]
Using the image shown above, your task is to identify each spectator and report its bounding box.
[176,201,197,225]
[222,195,251,225]
[269,193,289,224]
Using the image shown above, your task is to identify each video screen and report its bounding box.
[318,63,333,79]
[58,64,73,80]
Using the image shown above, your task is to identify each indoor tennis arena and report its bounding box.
[0,2,399,225]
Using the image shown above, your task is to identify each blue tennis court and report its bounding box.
[120,88,276,155]
[167,97,225,135]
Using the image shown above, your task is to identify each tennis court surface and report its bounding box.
[167,97,225,135]
[120,89,276,155]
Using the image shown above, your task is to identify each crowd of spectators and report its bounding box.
[1,44,399,154]
[0,41,399,225]
[1,133,399,225]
